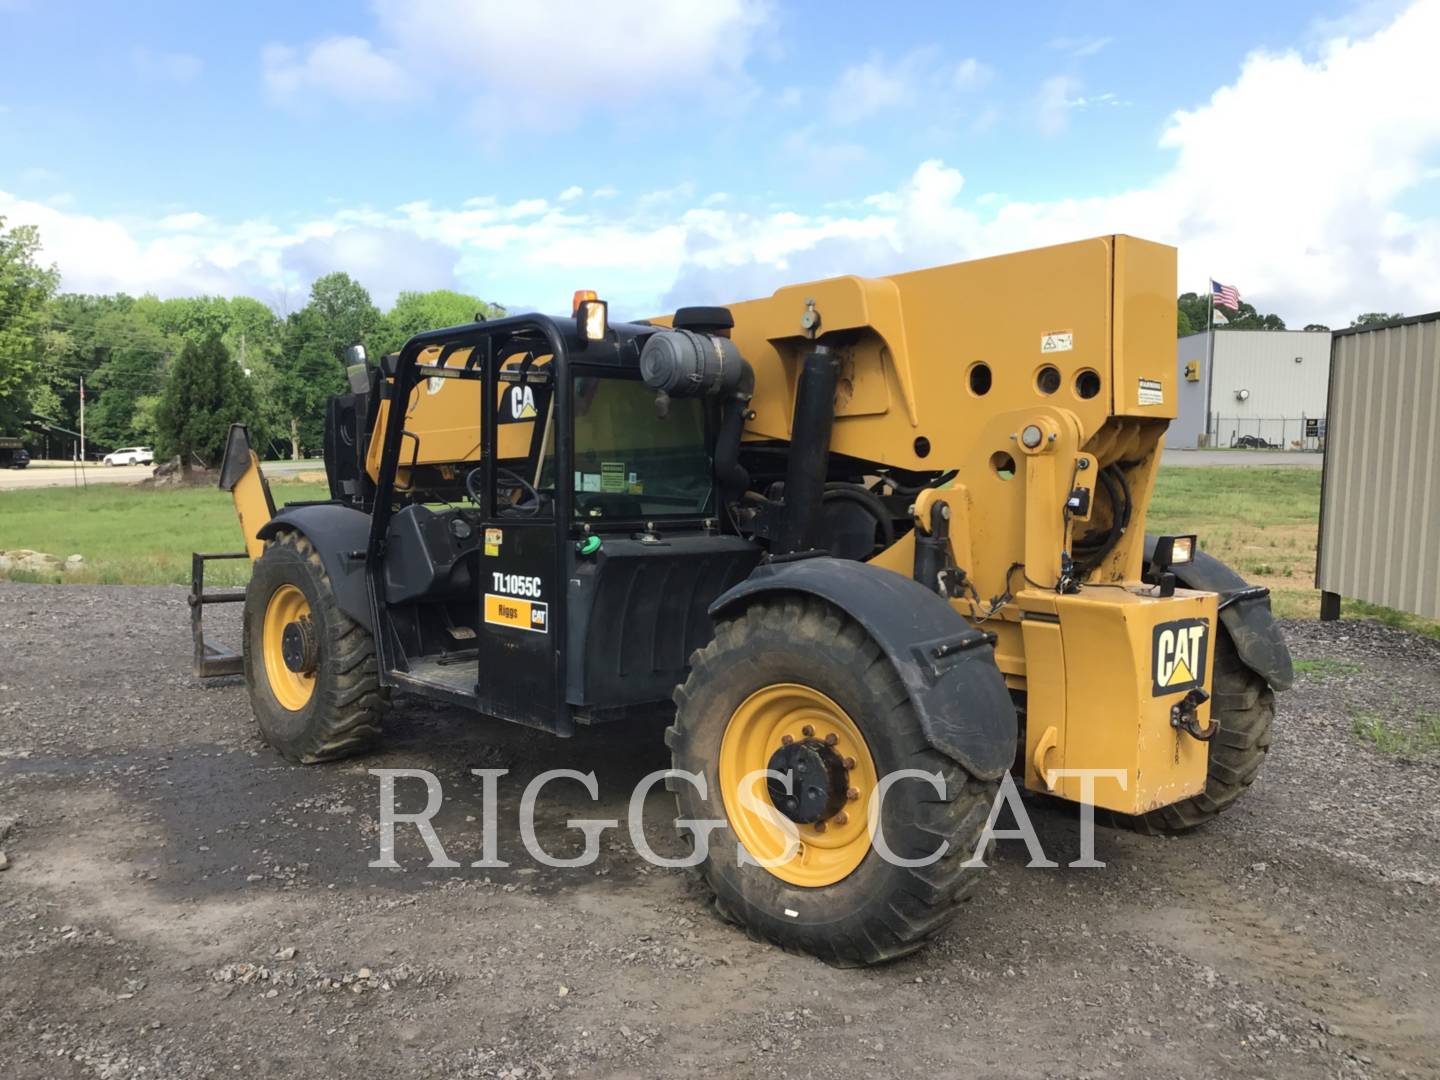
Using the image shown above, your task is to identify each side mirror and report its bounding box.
[345,344,368,367]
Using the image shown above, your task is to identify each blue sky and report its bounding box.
[2,0,1436,324]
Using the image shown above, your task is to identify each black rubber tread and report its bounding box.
[1125,628,1274,834]
[243,530,382,764]
[666,594,999,967]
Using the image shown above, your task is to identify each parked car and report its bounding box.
[102,446,155,466]
[0,438,30,469]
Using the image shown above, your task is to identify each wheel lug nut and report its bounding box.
[802,724,815,737]
[813,821,827,833]
[846,787,859,801]
[781,734,793,746]
[824,733,838,746]
[834,811,849,826]
[843,757,856,770]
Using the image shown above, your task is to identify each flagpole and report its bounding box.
[1204,281,1216,447]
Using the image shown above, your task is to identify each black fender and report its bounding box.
[710,557,1018,781]
[257,504,373,631]
[1145,535,1293,691]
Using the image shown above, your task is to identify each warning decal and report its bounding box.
[1041,331,1073,353]
[1152,618,1208,697]
[1138,378,1164,406]
[484,593,549,634]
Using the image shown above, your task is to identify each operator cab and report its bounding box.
[350,304,760,734]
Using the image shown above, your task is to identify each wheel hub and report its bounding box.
[280,616,317,674]
[766,738,848,825]
[718,683,878,888]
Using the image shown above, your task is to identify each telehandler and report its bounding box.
[192,235,1291,965]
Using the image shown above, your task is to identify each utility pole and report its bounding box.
[79,376,86,464]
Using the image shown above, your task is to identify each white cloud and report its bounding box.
[558,186,584,202]
[7,1,1440,326]
[1049,35,1113,58]
[131,47,203,84]
[828,48,991,124]
[952,57,990,88]
[261,37,414,104]
[265,0,767,128]
[1035,76,1126,133]
[1036,75,1081,135]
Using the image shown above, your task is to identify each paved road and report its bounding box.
[1161,449,1323,468]
[0,461,154,491]
[0,459,326,492]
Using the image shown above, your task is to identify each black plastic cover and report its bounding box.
[1145,535,1294,691]
[258,504,373,629]
[710,558,1017,780]
[567,535,762,708]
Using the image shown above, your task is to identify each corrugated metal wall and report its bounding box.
[1210,330,1332,419]
[1172,329,1331,449]
[1317,315,1440,619]
[1171,333,1210,447]
[1210,330,1331,448]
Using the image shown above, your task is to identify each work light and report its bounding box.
[1153,534,1197,570]
[577,298,608,343]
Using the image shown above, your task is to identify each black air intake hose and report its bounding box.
[641,328,754,505]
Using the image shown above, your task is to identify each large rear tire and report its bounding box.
[243,530,383,763]
[667,595,997,967]
[1128,628,1274,833]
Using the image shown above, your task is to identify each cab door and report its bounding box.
[474,353,570,733]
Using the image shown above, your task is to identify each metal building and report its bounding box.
[1172,329,1331,449]
[1317,312,1440,621]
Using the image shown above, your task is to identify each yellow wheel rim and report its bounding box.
[262,584,315,711]
[718,683,879,888]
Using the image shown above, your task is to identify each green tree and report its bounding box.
[1177,292,1209,336]
[1177,291,1286,333]
[1177,307,1196,337]
[371,289,504,358]
[39,293,146,438]
[154,334,257,471]
[1303,323,1331,332]
[308,272,381,363]
[1218,301,1285,330]
[83,310,175,447]
[1350,312,1404,327]
[0,216,60,429]
[274,308,344,458]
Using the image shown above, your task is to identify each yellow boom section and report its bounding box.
[217,424,276,560]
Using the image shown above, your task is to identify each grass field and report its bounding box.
[0,466,1435,637]
[1145,467,1321,617]
[0,480,329,586]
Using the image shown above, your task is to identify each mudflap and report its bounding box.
[710,556,1017,781]
[1146,536,1294,691]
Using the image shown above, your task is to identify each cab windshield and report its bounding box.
[569,376,712,519]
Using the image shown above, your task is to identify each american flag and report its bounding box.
[1212,279,1241,311]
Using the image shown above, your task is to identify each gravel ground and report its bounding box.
[1,584,1437,1079]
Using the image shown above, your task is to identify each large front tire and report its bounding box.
[667,595,997,967]
[243,530,382,763]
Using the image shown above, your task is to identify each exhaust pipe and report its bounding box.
[774,346,838,555]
